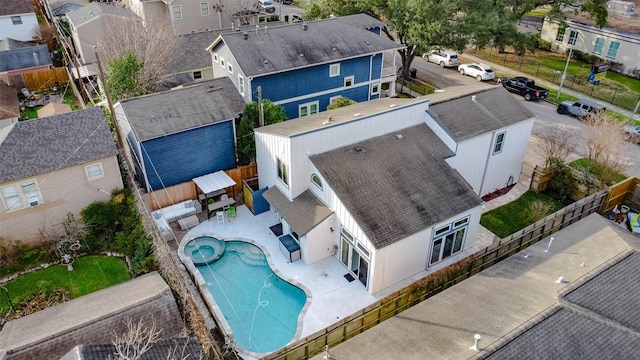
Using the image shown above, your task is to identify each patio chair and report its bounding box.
[227,205,237,221]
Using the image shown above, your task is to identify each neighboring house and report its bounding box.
[45,0,86,18]
[60,338,204,360]
[541,14,640,75]
[113,77,244,192]
[318,213,640,359]
[128,0,262,35]
[165,30,219,84]
[0,38,52,77]
[66,2,139,65]
[0,0,39,42]
[0,107,123,245]
[207,14,405,119]
[0,82,19,129]
[255,86,534,294]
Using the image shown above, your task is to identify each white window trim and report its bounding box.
[568,30,578,46]
[220,57,225,68]
[606,41,620,59]
[201,2,210,16]
[85,163,105,181]
[277,158,289,187]
[329,96,341,104]
[344,76,354,87]
[238,75,245,95]
[299,101,319,117]
[311,173,323,190]
[555,27,565,42]
[429,216,469,266]
[213,53,218,63]
[228,63,233,74]
[493,131,506,155]
[330,63,340,77]
[1,179,44,211]
[592,37,605,54]
[172,5,182,19]
[371,82,380,95]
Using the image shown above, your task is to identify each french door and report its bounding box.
[340,238,369,288]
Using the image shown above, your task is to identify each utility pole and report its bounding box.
[94,46,125,153]
[257,85,264,127]
[66,42,89,107]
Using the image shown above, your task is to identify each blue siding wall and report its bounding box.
[250,54,384,119]
[140,121,236,191]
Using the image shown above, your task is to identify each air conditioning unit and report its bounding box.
[28,197,40,207]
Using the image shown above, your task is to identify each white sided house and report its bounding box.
[255,86,535,294]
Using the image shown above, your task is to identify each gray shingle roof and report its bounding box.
[428,87,535,141]
[263,187,334,236]
[0,107,118,183]
[213,16,405,77]
[333,13,385,30]
[52,2,83,16]
[61,337,203,360]
[310,124,482,249]
[166,31,219,75]
[0,39,52,72]
[1,0,33,16]
[66,2,136,27]
[117,78,244,141]
[0,82,19,120]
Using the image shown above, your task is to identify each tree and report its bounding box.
[106,51,144,103]
[236,101,287,165]
[536,129,577,167]
[303,0,608,79]
[97,14,178,97]
[326,96,356,110]
[579,112,627,185]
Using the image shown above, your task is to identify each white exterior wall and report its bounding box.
[167,0,217,35]
[446,119,533,197]
[210,43,248,101]
[300,215,338,264]
[71,17,102,64]
[0,13,38,42]
[541,19,640,74]
[0,156,123,246]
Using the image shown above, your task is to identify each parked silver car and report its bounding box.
[422,50,459,68]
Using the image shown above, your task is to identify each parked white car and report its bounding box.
[458,63,496,82]
[422,50,459,68]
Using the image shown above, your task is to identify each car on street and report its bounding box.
[499,76,549,101]
[275,0,292,3]
[624,125,640,143]
[422,50,459,68]
[259,0,276,13]
[556,98,606,120]
[291,14,304,23]
[458,63,496,82]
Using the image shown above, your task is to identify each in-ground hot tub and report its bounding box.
[183,236,226,265]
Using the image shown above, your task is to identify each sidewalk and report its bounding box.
[461,52,640,121]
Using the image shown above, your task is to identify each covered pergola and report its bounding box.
[192,171,237,218]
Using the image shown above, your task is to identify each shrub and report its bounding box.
[533,33,552,51]
[526,200,552,223]
[609,61,625,74]
[546,158,578,204]
[570,49,601,65]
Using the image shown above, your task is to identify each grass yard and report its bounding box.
[481,191,565,238]
[569,158,627,184]
[0,255,130,316]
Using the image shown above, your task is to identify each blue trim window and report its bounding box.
[606,41,620,59]
[429,217,468,266]
[493,132,505,155]
[593,37,605,54]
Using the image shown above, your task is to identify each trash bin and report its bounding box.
[410,68,417,79]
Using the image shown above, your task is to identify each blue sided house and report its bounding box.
[113,78,244,192]
[207,13,405,120]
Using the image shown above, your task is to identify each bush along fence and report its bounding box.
[470,47,640,112]
[264,190,607,360]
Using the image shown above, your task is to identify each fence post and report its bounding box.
[570,74,576,90]
[503,54,507,66]
[611,88,618,105]
[590,82,595,97]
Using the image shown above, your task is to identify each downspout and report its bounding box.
[368,54,373,101]
[478,131,496,197]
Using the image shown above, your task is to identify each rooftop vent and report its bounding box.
[365,41,370,45]
[264,60,269,64]
[354,113,362,117]
[389,104,396,108]
[396,134,403,139]
[322,116,333,125]
[471,95,477,102]
[299,53,304,57]
[354,146,363,152]
[332,47,337,51]
[243,32,248,39]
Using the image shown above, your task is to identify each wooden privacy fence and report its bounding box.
[264,190,608,360]
[22,67,69,91]
[600,177,640,214]
[145,163,258,210]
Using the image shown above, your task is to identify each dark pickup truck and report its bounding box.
[500,76,549,101]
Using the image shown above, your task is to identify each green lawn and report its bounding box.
[569,158,627,183]
[480,191,565,238]
[0,255,130,316]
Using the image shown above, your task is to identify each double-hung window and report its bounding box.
[238,75,245,95]
[330,64,340,77]
[172,5,182,19]
[429,217,469,266]
[1,180,43,211]
[607,41,620,59]
[344,76,354,87]
[277,158,289,186]
[593,37,605,54]
[493,132,505,155]
[201,2,209,15]
[299,101,318,117]
[555,27,565,42]
[568,30,578,46]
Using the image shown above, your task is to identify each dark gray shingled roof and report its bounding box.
[333,13,386,30]
[1,0,33,16]
[481,250,640,360]
[117,77,244,141]
[166,31,219,75]
[310,124,482,249]
[0,39,52,72]
[0,107,118,183]
[52,2,83,16]
[428,87,535,142]
[263,187,334,236]
[61,337,203,360]
[212,15,405,77]
[66,2,136,27]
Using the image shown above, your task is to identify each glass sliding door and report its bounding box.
[339,229,370,289]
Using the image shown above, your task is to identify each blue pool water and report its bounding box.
[189,240,306,353]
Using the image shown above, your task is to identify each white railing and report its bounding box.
[381,66,397,78]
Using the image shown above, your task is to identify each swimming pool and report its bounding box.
[184,238,307,354]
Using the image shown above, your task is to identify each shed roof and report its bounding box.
[263,187,334,236]
[427,87,535,141]
[211,15,404,77]
[192,170,236,195]
[0,107,118,183]
[0,40,52,72]
[37,102,72,118]
[310,124,482,249]
[117,77,244,141]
